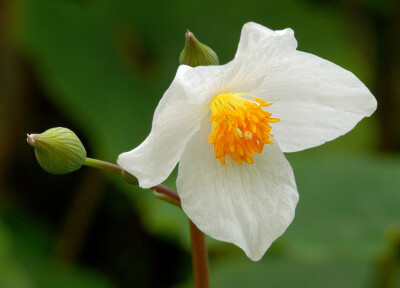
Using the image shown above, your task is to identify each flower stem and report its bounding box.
[153,188,181,207]
[189,220,210,288]
[83,157,181,206]
[84,157,121,175]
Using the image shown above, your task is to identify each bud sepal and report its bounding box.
[27,127,86,175]
[179,30,219,67]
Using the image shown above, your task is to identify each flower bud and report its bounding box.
[27,127,86,175]
[179,30,219,67]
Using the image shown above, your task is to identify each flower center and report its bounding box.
[209,94,279,165]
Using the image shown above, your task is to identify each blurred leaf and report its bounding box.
[178,256,372,288]
[14,257,117,288]
[0,217,12,256]
[0,203,117,288]
[285,153,400,260]
[0,218,32,288]
[353,0,399,15]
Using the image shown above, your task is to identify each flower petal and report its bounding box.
[177,119,298,261]
[250,51,377,152]
[223,22,298,93]
[235,22,297,60]
[118,66,208,188]
[178,64,229,105]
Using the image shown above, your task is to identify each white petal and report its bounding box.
[223,22,298,93]
[177,119,298,261]
[118,66,208,188]
[235,22,297,60]
[178,64,229,105]
[250,51,377,152]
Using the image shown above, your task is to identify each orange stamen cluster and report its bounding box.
[209,94,279,165]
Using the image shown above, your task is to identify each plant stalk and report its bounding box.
[189,220,210,288]
[84,157,122,175]
[84,157,180,206]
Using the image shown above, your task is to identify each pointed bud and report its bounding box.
[179,30,219,67]
[27,127,86,175]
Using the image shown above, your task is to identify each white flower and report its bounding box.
[118,22,377,261]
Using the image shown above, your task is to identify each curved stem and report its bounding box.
[84,158,121,175]
[153,185,181,207]
[83,157,181,206]
[189,220,210,288]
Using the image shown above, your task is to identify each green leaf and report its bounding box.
[0,203,117,288]
[0,218,32,288]
[284,153,400,260]
[178,256,372,288]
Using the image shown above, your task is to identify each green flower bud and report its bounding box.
[27,127,86,175]
[179,30,219,67]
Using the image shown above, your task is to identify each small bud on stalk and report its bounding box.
[179,30,219,67]
[27,127,86,175]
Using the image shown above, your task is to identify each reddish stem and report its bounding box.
[189,220,210,288]
[153,184,181,207]
[85,158,181,205]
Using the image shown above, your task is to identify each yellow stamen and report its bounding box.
[209,94,279,165]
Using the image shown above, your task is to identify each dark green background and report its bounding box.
[1,0,399,287]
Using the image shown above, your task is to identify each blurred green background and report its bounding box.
[1,0,399,287]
